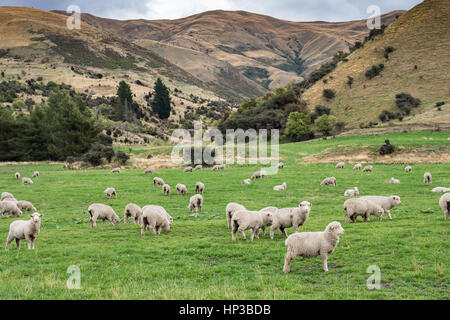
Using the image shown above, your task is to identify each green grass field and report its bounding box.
[0,131,448,299]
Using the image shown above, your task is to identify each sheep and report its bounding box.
[405,165,412,173]
[195,182,205,194]
[335,162,345,169]
[251,170,267,180]
[270,201,312,239]
[184,166,193,173]
[5,213,43,250]
[438,193,450,221]
[87,203,120,228]
[242,179,251,185]
[111,168,121,173]
[32,171,39,178]
[144,168,155,174]
[353,163,362,170]
[140,205,171,236]
[231,210,266,241]
[424,172,432,184]
[0,201,22,218]
[212,164,226,171]
[362,165,373,172]
[1,192,15,201]
[277,162,284,169]
[320,177,336,186]
[16,200,37,212]
[258,206,278,236]
[389,177,400,184]
[142,205,173,225]
[343,198,384,223]
[432,187,450,193]
[194,165,203,171]
[188,194,203,217]
[162,184,171,196]
[22,177,33,185]
[104,187,117,199]
[359,195,401,220]
[15,172,20,180]
[123,203,142,224]
[273,182,287,191]
[153,177,165,187]
[176,184,188,195]
[344,187,359,197]
[283,221,345,273]
[226,202,246,228]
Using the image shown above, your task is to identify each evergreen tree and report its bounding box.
[117,81,133,105]
[151,78,171,119]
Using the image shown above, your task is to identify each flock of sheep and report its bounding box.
[1,160,449,273]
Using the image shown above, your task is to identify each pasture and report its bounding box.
[0,131,448,299]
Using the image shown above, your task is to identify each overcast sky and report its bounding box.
[0,0,423,21]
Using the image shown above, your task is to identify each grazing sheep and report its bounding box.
[424,172,432,184]
[1,192,15,201]
[251,170,267,180]
[87,203,120,228]
[258,206,278,236]
[212,164,226,171]
[188,194,203,217]
[405,166,412,173]
[15,172,20,180]
[242,179,251,185]
[144,168,155,174]
[3,197,18,204]
[141,206,171,236]
[283,221,344,273]
[0,201,22,218]
[231,210,266,241]
[5,213,43,250]
[359,195,401,220]
[344,187,359,197]
[438,193,450,220]
[335,162,345,169]
[362,165,373,172]
[226,202,246,228]
[184,166,193,173]
[353,163,362,170]
[104,187,117,199]
[16,200,37,212]
[320,177,337,186]
[277,162,284,169]
[270,202,311,239]
[142,205,173,225]
[111,168,121,173]
[153,177,165,187]
[343,198,384,223]
[194,165,203,171]
[195,182,205,194]
[389,177,400,184]
[162,184,171,196]
[123,203,142,224]
[32,171,39,178]
[432,187,450,193]
[22,177,33,185]
[176,184,188,195]
[273,182,287,191]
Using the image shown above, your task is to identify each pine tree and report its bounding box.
[117,81,132,105]
[151,78,171,119]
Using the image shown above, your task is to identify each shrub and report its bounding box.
[82,150,103,166]
[315,114,337,136]
[365,64,384,79]
[322,89,336,99]
[378,110,396,122]
[115,150,130,165]
[395,93,421,115]
[285,112,313,142]
[435,101,445,107]
[379,139,395,155]
[347,76,353,88]
[384,46,395,59]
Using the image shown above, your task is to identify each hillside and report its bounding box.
[300,0,450,129]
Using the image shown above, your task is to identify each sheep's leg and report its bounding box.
[321,253,329,272]
[31,237,36,249]
[238,228,247,240]
[386,210,392,220]
[15,238,20,250]
[261,226,266,236]
[156,226,161,234]
[280,227,288,237]
[293,224,299,232]
[25,235,32,250]
[250,228,255,241]
[141,223,146,236]
[123,214,128,224]
[226,213,232,229]
[345,215,350,223]
[270,226,275,239]
[283,252,294,273]
[5,234,14,251]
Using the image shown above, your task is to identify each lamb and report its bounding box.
[405,165,412,173]
[335,162,345,169]
[353,163,362,170]
[424,172,432,184]
[15,172,20,180]
[251,170,267,180]
[87,203,120,228]
[111,168,121,173]
[194,165,203,171]
[343,198,384,223]
[344,187,359,197]
[32,171,39,178]
[1,192,15,201]
[142,205,173,225]
[242,179,251,185]
[320,177,336,186]
[176,184,188,195]
[104,187,117,199]
[432,187,450,193]
[16,200,37,212]
[144,168,155,174]
[123,203,142,224]
[273,182,287,191]
[22,177,33,185]
[389,177,400,184]
[5,213,43,250]
[140,206,171,236]
[153,177,165,187]
[184,166,193,173]
[226,202,246,228]
[277,162,284,169]
[0,201,22,218]
[438,193,450,220]
[188,194,203,217]
[283,221,344,273]
[362,165,373,172]
[270,201,312,239]
[162,184,171,196]
[195,182,205,194]
[231,210,268,241]
[358,195,401,220]
[258,206,278,236]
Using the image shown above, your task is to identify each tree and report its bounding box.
[315,114,337,136]
[285,112,313,142]
[151,78,171,119]
[117,81,132,105]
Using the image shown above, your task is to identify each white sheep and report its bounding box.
[5,213,43,250]
[0,201,22,218]
[22,177,33,185]
[389,177,400,184]
[153,177,165,187]
[283,221,344,273]
[277,162,284,169]
[144,168,155,174]
[1,192,15,201]
[251,170,267,180]
[335,162,345,169]
[258,206,278,236]
[188,194,203,217]
[32,171,39,178]
[273,182,287,191]
[111,167,121,173]
[242,179,251,185]
[343,198,384,223]
[225,202,246,228]
[424,172,432,184]
[184,166,193,173]
[405,166,412,173]
[123,203,142,224]
[142,205,173,225]
[16,200,37,212]
[212,164,226,171]
[362,165,373,172]
[87,203,120,228]
[176,184,188,195]
[320,177,336,186]
[344,187,359,197]
[15,172,20,180]
[104,187,117,199]
[231,210,267,241]
[141,206,171,236]
[432,187,450,193]
[270,201,312,239]
[353,163,362,170]
[438,193,450,220]
[162,184,171,196]
[194,165,203,171]
[195,182,205,194]
[359,195,401,220]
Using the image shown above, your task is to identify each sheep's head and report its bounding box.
[326,221,344,235]
[262,211,273,224]
[30,213,43,223]
[112,215,121,226]
[299,201,312,208]
[390,195,401,206]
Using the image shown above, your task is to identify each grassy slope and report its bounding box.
[0,131,449,299]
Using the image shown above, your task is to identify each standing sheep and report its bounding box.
[5,213,43,250]
[405,166,412,173]
[438,193,450,221]
[144,168,155,174]
[15,172,20,180]
[335,162,345,169]
[0,201,22,218]
[283,221,344,273]
[22,177,33,185]
[320,177,337,186]
[142,205,173,225]
[184,166,193,173]
[141,206,171,236]
[194,165,203,171]
[343,198,384,223]
[87,203,120,228]
[225,202,246,229]
[277,162,284,169]
[32,171,39,178]
[153,177,165,187]
[231,210,267,241]
[424,172,432,184]
[195,182,205,194]
[242,179,251,185]
[16,200,37,212]
[273,182,287,191]
[176,184,188,195]
[359,195,401,220]
[123,203,142,224]
[251,170,267,180]
[353,163,362,170]
[1,192,15,201]
[188,194,203,217]
[111,168,121,173]
[344,187,359,197]
[258,206,278,236]
[162,184,171,196]
[389,177,400,184]
[270,202,311,239]
[104,187,117,199]
[362,165,373,172]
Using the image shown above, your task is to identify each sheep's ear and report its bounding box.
[39,214,43,218]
